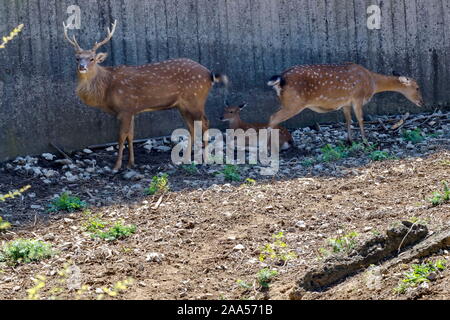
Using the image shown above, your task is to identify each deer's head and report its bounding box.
[63,20,117,76]
[220,103,247,122]
[397,76,424,107]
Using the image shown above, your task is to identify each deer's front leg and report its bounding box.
[113,113,133,172]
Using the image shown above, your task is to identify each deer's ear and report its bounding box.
[239,103,248,110]
[95,52,108,63]
[399,76,411,86]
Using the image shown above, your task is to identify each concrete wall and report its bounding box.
[0,0,449,161]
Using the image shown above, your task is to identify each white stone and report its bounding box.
[42,153,56,161]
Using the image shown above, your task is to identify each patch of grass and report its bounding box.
[319,231,359,257]
[394,260,447,294]
[220,164,242,182]
[92,221,136,241]
[257,268,278,288]
[0,239,53,265]
[259,232,297,265]
[369,150,392,161]
[402,128,425,144]
[428,181,450,207]
[319,142,376,162]
[0,216,11,231]
[145,173,170,195]
[48,192,87,213]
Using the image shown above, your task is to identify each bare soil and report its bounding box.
[0,112,449,300]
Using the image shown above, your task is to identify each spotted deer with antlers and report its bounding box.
[267,63,424,143]
[63,20,228,171]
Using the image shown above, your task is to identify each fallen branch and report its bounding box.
[151,195,164,210]
[391,113,410,131]
[88,135,172,150]
[49,143,73,162]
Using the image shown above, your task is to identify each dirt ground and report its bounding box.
[0,111,449,300]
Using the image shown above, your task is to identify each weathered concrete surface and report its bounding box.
[1,0,449,161]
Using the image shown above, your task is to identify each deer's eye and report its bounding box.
[90,58,95,62]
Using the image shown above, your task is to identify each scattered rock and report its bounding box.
[146,252,165,263]
[42,153,56,161]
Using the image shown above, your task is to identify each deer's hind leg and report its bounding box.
[126,115,135,169]
[351,99,368,143]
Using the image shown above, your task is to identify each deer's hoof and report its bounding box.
[112,167,121,174]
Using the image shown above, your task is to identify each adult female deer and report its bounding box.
[63,20,228,171]
[267,63,424,143]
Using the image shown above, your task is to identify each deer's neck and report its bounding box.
[76,66,111,108]
[228,117,244,130]
[372,73,403,94]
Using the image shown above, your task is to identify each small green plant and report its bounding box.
[0,239,53,265]
[92,221,136,241]
[27,275,47,300]
[406,216,427,225]
[244,178,256,186]
[394,260,447,294]
[319,231,359,257]
[83,215,107,233]
[221,165,242,182]
[48,192,87,213]
[428,181,450,207]
[181,163,199,175]
[257,268,278,288]
[369,150,391,161]
[236,279,253,290]
[97,278,134,299]
[403,128,424,144]
[146,173,170,195]
[259,232,297,264]
[0,216,11,231]
[301,158,316,167]
[320,144,349,162]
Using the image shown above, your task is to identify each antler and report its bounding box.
[92,20,117,51]
[62,22,82,51]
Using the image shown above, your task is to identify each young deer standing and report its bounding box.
[221,103,294,150]
[267,63,424,143]
[63,20,228,171]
